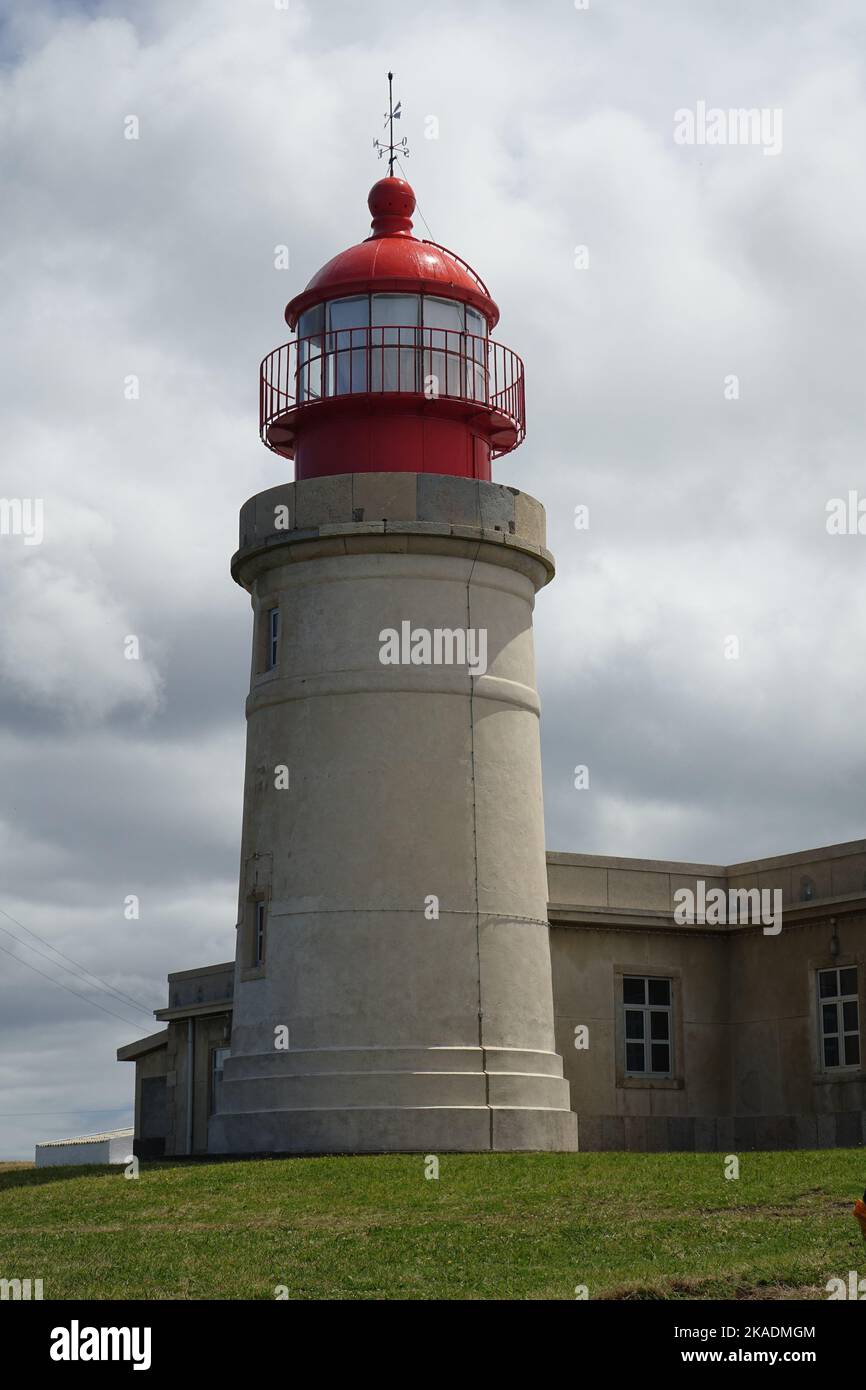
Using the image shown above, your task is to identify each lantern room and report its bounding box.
[259,176,526,481]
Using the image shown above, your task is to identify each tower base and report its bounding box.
[209,1106,578,1155]
[208,1045,578,1154]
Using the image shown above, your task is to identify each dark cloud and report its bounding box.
[1,0,865,1157]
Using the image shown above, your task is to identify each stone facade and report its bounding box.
[550,841,866,1150]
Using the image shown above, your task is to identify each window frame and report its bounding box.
[254,900,266,967]
[614,964,684,1091]
[267,606,279,672]
[622,975,674,1079]
[296,293,491,404]
[817,965,860,1072]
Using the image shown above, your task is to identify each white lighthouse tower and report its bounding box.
[208,133,577,1153]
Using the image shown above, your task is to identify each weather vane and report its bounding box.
[373,70,409,176]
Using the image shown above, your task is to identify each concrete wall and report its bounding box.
[551,923,731,1151]
[548,847,866,1150]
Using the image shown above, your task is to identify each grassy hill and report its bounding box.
[1,1149,864,1300]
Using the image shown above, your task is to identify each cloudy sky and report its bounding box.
[1,0,864,1158]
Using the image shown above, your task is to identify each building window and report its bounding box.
[623,976,673,1077]
[800,876,816,902]
[254,901,266,966]
[818,966,860,1069]
[267,607,279,671]
[210,1046,230,1115]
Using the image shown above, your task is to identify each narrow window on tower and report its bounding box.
[254,901,266,967]
[622,975,673,1078]
[267,607,280,671]
[818,966,860,1069]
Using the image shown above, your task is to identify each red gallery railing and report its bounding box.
[260,326,526,459]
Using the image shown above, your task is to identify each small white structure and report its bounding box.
[35,1127,134,1168]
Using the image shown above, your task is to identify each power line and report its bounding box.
[395,156,435,239]
[0,904,156,1019]
[0,938,151,1030]
[0,917,155,1022]
[0,1106,132,1118]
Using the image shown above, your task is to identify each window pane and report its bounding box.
[298,338,323,402]
[651,1044,670,1074]
[463,308,487,402]
[370,339,418,391]
[423,296,463,330]
[623,977,645,1005]
[372,294,420,326]
[822,1003,838,1036]
[626,1042,644,1073]
[298,304,324,337]
[824,1035,840,1068]
[844,1034,861,1067]
[298,306,324,403]
[328,329,368,395]
[465,306,488,338]
[423,345,461,398]
[625,1010,644,1039]
[843,1000,859,1032]
[648,979,671,1006]
[818,969,838,999]
[650,1011,669,1041]
[840,967,858,997]
[370,297,419,392]
[268,608,279,669]
[328,297,369,330]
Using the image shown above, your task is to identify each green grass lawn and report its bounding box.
[1,1149,864,1300]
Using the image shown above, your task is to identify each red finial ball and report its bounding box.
[367,177,415,237]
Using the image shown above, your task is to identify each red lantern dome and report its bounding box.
[260,177,525,481]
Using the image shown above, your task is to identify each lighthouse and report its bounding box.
[208,126,578,1152]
